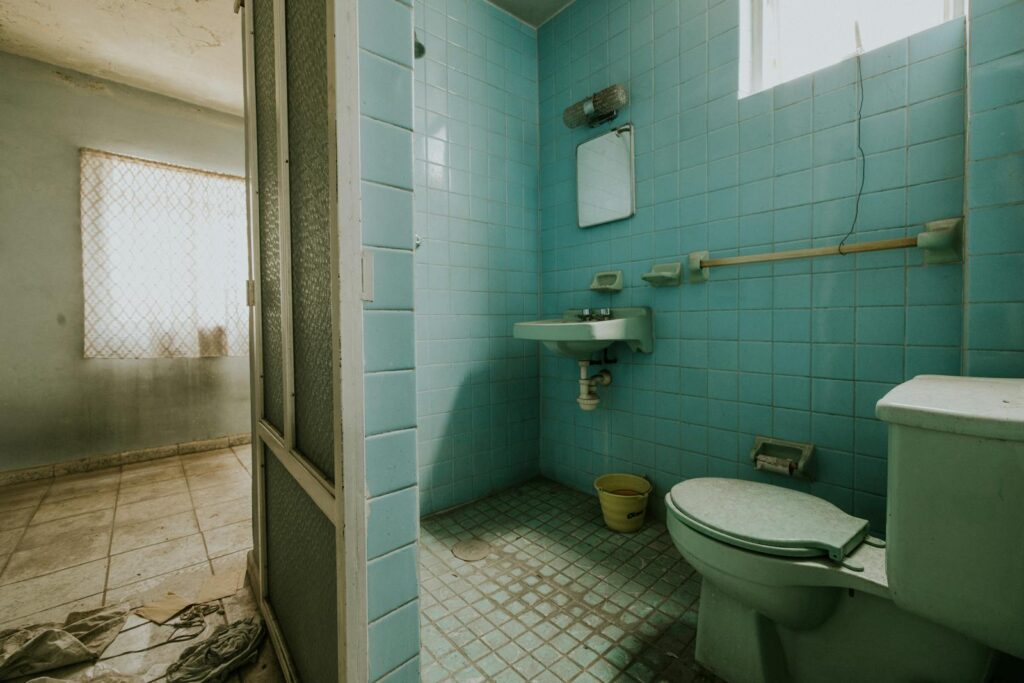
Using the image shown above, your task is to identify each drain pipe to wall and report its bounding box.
[577,360,612,411]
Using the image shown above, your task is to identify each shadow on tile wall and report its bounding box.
[413,0,542,515]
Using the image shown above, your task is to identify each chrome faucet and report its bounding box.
[579,308,612,321]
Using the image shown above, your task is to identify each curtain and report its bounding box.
[80,149,248,358]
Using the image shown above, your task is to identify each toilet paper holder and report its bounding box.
[750,436,814,479]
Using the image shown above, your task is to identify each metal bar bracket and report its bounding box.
[918,217,963,265]
[687,250,709,283]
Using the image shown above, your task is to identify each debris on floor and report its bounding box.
[134,570,243,626]
[0,568,280,683]
[164,618,264,683]
[420,479,722,682]
[0,605,128,680]
[134,594,191,626]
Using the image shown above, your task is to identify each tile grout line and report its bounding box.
[0,478,55,579]
[101,464,125,606]
[180,455,217,573]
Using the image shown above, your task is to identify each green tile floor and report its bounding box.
[419,479,722,682]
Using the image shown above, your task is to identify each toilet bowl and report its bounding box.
[666,479,993,683]
[664,375,1024,683]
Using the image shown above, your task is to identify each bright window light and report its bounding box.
[740,0,965,97]
[80,149,248,359]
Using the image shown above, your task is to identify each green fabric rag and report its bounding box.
[164,618,264,683]
[0,606,128,681]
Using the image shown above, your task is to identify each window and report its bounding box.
[740,0,965,97]
[80,149,248,359]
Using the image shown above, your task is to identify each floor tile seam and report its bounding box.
[196,513,254,534]
[0,542,114,589]
[179,462,216,571]
[183,464,248,480]
[109,524,202,557]
[0,590,106,629]
[100,466,126,605]
[117,472,188,494]
[0,559,112,616]
[191,491,252,513]
[106,555,210,594]
[230,446,251,470]
[187,481,253,500]
[1,477,55,577]
[32,495,119,525]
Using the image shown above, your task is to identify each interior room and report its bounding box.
[0,1,273,680]
[2,0,1024,682]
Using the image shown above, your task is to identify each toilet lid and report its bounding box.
[668,478,870,563]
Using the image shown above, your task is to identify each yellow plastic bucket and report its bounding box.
[594,473,652,532]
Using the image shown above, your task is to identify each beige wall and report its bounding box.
[0,51,249,471]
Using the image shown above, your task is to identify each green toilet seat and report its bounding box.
[668,478,870,564]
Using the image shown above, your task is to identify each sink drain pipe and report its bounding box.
[578,360,612,411]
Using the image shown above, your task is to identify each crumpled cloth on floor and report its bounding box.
[165,618,264,683]
[28,673,142,683]
[0,606,128,681]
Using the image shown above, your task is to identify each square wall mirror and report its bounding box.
[577,124,635,228]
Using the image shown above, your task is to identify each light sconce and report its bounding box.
[562,84,629,129]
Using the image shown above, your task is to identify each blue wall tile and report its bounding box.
[367,486,418,560]
[413,0,540,514]
[368,544,419,622]
[366,429,418,498]
[368,600,420,680]
[365,371,417,436]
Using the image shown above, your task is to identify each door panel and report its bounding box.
[284,0,336,481]
[252,0,284,434]
[243,0,347,680]
[265,455,339,682]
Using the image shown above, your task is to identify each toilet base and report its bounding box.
[696,579,995,683]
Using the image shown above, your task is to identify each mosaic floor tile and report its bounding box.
[419,479,721,681]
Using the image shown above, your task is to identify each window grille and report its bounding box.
[80,149,248,358]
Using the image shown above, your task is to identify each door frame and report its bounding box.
[240,0,368,679]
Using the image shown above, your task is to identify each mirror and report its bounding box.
[577,124,635,228]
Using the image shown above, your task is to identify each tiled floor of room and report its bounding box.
[0,446,282,681]
[0,446,254,626]
[419,479,721,682]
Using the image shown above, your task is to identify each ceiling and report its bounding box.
[0,0,572,116]
[0,0,243,115]
[489,0,573,27]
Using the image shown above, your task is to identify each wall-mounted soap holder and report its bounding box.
[641,262,682,287]
[750,436,814,479]
[590,270,623,293]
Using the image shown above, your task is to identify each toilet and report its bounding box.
[665,375,1024,683]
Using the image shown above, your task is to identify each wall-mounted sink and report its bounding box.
[513,307,653,360]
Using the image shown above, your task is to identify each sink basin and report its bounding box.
[513,307,653,359]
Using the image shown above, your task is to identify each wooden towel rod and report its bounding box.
[687,217,962,283]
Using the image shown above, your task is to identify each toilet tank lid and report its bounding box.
[668,478,870,563]
[876,375,1024,441]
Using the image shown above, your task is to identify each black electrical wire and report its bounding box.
[838,51,866,255]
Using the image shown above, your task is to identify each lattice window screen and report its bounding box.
[80,149,248,358]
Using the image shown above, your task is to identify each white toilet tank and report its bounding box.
[877,375,1024,659]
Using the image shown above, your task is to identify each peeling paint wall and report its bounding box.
[0,51,249,471]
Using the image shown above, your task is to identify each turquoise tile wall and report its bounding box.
[536,1,969,533]
[359,0,420,679]
[966,0,1024,377]
[413,0,542,515]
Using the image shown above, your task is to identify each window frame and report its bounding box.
[740,0,967,98]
